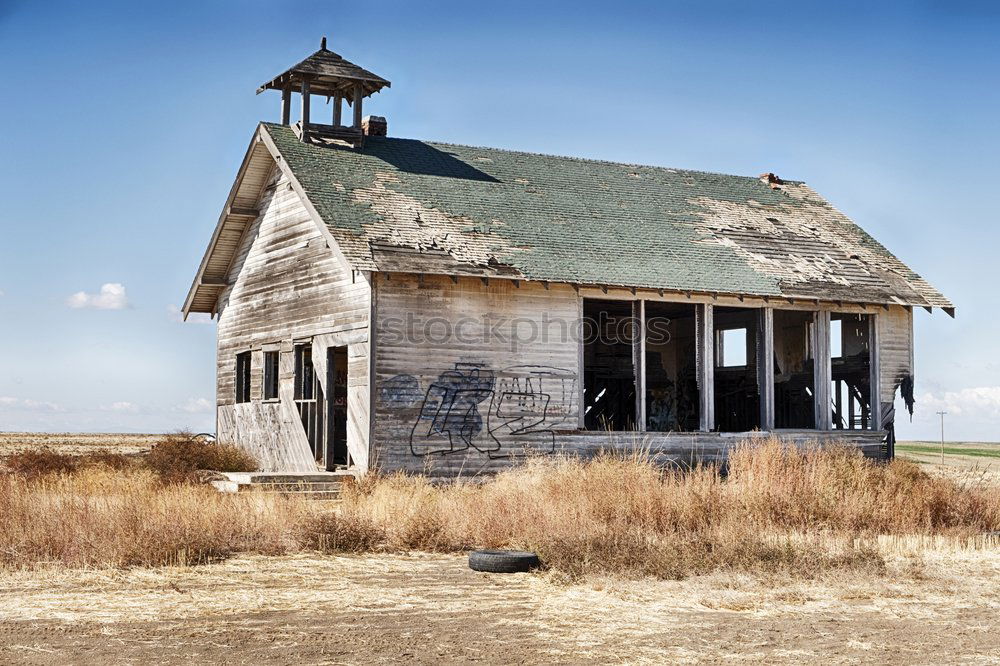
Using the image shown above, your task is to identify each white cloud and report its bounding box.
[0,288,5,297]
[0,397,63,412]
[67,283,130,310]
[167,304,213,324]
[101,401,139,413]
[174,397,214,414]
[916,387,1000,420]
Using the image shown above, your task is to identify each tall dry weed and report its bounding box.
[315,439,1000,579]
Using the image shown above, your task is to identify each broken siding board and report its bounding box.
[215,168,372,472]
[877,305,913,410]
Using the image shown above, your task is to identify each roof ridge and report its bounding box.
[260,122,803,184]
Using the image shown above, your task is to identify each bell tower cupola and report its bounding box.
[257,37,391,147]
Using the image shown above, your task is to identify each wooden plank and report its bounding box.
[813,311,832,430]
[301,79,311,130]
[227,206,259,218]
[636,299,646,431]
[869,313,881,430]
[280,84,291,125]
[698,303,715,432]
[333,93,342,126]
[758,307,775,430]
[353,81,363,129]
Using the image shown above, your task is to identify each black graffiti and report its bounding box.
[382,363,576,458]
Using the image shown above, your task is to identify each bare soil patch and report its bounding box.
[1,551,999,664]
[0,433,161,457]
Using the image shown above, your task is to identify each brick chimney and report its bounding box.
[362,115,387,137]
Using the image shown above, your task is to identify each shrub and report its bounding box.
[144,433,257,483]
[4,448,79,478]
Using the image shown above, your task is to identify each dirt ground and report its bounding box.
[1,549,999,665]
[0,432,161,457]
[1,433,998,664]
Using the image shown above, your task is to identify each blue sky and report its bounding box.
[0,1,997,440]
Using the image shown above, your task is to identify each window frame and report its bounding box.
[263,350,280,402]
[235,351,251,404]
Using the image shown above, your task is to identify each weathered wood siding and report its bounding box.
[216,168,371,472]
[877,306,914,406]
[372,274,581,476]
[370,274,897,476]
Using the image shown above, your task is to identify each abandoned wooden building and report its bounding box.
[183,40,953,476]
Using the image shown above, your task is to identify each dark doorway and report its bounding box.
[713,307,761,432]
[773,310,816,428]
[645,302,700,432]
[583,299,637,431]
[326,346,350,468]
[831,313,873,430]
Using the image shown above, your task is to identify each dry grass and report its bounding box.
[1,437,997,580]
[315,439,1000,579]
[0,467,311,569]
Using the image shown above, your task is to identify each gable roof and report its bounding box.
[184,122,952,316]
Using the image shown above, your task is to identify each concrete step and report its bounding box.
[238,481,344,492]
[247,473,354,484]
[277,490,342,500]
[210,470,357,498]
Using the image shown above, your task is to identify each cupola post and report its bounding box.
[256,37,391,148]
[280,83,292,125]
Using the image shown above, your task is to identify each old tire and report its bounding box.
[468,549,540,573]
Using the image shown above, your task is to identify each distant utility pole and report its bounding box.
[936,411,948,465]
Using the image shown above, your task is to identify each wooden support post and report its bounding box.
[869,314,881,431]
[353,82,363,129]
[577,296,586,429]
[813,311,832,430]
[280,83,292,125]
[698,303,715,432]
[835,379,843,429]
[333,93,342,126]
[635,300,646,432]
[301,79,311,138]
[758,307,775,431]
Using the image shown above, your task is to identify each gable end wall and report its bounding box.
[215,168,372,472]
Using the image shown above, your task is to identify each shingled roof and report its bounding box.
[266,124,950,308]
[257,47,390,99]
[184,122,952,315]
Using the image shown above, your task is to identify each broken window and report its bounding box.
[263,351,279,401]
[773,310,815,428]
[294,344,325,463]
[713,307,760,432]
[235,352,251,404]
[583,299,637,431]
[645,302,699,432]
[830,313,873,430]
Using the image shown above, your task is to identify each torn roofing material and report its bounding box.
[187,122,953,314]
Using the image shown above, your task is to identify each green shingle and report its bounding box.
[264,123,950,308]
